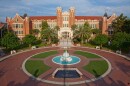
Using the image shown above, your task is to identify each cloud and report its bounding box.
[0,0,130,22]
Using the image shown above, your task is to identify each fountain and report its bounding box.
[60,51,72,62]
[52,50,82,78]
[52,50,80,65]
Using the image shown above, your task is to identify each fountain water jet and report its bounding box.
[60,51,72,62]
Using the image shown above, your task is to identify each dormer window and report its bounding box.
[15,19,18,23]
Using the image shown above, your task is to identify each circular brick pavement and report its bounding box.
[0,47,130,86]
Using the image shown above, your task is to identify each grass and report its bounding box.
[25,60,51,77]
[83,60,108,77]
[82,43,96,48]
[83,43,113,51]
[74,50,101,58]
[32,51,58,58]
[35,43,48,47]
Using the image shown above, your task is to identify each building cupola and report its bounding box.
[104,12,108,18]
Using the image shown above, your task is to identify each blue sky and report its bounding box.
[0,0,130,22]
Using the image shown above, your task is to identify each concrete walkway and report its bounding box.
[58,38,73,47]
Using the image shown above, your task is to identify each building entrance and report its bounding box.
[61,32,70,39]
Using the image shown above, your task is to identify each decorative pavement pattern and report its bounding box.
[0,47,130,86]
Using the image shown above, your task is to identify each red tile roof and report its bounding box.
[75,16,103,20]
[30,16,57,20]
[30,16,103,20]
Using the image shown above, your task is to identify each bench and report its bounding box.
[95,46,100,50]
[116,50,121,54]
[52,44,56,47]
[10,50,16,54]
[31,46,36,49]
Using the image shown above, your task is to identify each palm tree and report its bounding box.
[41,27,58,44]
[73,22,91,44]
[91,28,101,35]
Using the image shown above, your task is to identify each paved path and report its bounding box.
[0,47,130,86]
[71,47,130,86]
[58,38,73,47]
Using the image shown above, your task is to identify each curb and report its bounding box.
[75,46,130,61]
[22,49,112,85]
[0,46,59,62]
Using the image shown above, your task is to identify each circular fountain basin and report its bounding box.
[52,56,81,65]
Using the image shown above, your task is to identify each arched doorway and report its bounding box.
[58,27,73,47]
[61,31,70,39]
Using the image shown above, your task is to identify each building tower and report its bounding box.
[24,16,29,35]
[102,12,108,34]
[56,7,62,28]
[69,7,75,28]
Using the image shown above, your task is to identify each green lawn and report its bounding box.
[83,43,96,48]
[83,60,108,77]
[25,60,51,77]
[74,50,101,58]
[32,51,58,58]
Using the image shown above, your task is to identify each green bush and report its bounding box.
[73,38,81,43]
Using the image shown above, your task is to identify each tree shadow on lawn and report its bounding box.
[92,69,100,78]
[33,69,39,77]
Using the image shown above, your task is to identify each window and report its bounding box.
[34,23,41,29]
[108,30,113,35]
[90,24,96,29]
[15,19,18,22]
[14,30,23,35]
[21,24,23,28]
[16,24,18,28]
[13,24,23,29]
[108,25,113,35]
[67,24,68,27]
[66,17,69,21]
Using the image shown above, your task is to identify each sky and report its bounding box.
[0,0,130,22]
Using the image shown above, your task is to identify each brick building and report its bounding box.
[6,7,117,39]
[0,22,7,38]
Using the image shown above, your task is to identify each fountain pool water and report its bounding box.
[52,51,80,65]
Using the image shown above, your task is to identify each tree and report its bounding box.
[71,24,77,31]
[91,28,101,35]
[1,32,20,49]
[23,34,36,47]
[73,22,91,44]
[112,32,130,51]
[112,13,127,33]
[54,26,60,31]
[31,29,40,38]
[122,18,130,34]
[41,27,58,44]
[93,34,108,48]
[42,21,49,30]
